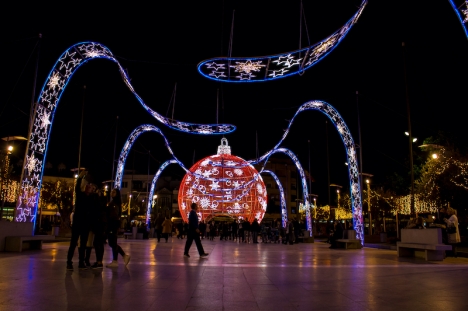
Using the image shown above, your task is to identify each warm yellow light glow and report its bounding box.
[432,153,438,159]
[7,146,13,152]
[366,179,369,184]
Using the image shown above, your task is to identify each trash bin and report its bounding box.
[380,232,387,243]
[52,226,59,236]
[132,226,137,239]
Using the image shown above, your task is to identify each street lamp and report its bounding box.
[359,173,373,235]
[329,184,342,220]
[366,179,372,235]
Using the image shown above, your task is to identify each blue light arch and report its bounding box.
[15,41,236,227]
[250,100,363,243]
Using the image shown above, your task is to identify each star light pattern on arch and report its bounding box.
[448,0,468,39]
[262,170,287,228]
[246,100,363,243]
[146,159,179,227]
[114,125,189,190]
[197,0,367,82]
[15,42,236,227]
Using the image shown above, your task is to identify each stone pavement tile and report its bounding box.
[191,288,223,298]
[185,307,224,311]
[251,289,286,300]
[223,288,256,302]
[250,284,278,291]
[296,302,372,311]
[187,297,223,308]
[223,300,259,311]
[358,300,443,311]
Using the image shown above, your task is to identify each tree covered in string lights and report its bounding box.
[416,146,468,210]
[39,179,74,226]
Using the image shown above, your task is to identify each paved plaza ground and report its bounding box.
[0,237,467,311]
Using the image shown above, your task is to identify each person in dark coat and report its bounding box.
[85,187,107,269]
[66,170,97,271]
[330,220,344,248]
[155,213,164,242]
[251,218,260,243]
[184,203,209,258]
[106,188,130,268]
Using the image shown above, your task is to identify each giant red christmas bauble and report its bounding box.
[178,139,267,223]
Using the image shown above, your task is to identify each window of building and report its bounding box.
[266,183,272,189]
[291,195,297,202]
[122,182,128,188]
[290,171,297,178]
[132,180,143,189]
[291,183,296,190]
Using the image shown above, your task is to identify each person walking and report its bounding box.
[66,170,96,271]
[155,213,164,242]
[184,203,209,258]
[106,188,131,268]
[176,221,183,239]
[162,216,173,242]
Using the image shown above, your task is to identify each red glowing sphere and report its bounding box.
[178,139,267,223]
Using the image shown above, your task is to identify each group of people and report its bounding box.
[179,216,303,245]
[66,170,130,271]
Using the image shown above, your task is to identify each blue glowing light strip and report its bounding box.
[256,149,311,235]
[197,1,367,82]
[15,42,237,227]
[248,100,363,243]
[448,0,468,39]
[262,170,287,229]
[114,125,188,190]
[146,159,178,228]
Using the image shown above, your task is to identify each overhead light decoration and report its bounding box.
[15,41,236,227]
[197,0,368,82]
[448,0,468,39]
[178,138,267,224]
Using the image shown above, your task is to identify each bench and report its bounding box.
[5,235,55,252]
[123,232,133,239]
[336,230,363,249]
[397,228,452,261]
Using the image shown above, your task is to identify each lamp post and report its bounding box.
[359,173,373,235]
[404,131,417,217]
[366,179,372,235]
[329,184,342,221]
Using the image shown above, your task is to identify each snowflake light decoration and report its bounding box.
[197,1,368,82]
[448,0,468,38]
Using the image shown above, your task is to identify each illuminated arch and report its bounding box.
[197,1,367,82]
[262,170,287,228]
[114,125,188,189]
[15,42,236,227]
[448,0,468,39]
[146,159,179,227]
[250,100,363,243]
[257,148,311,234]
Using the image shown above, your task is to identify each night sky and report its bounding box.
[2,0,467,205]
